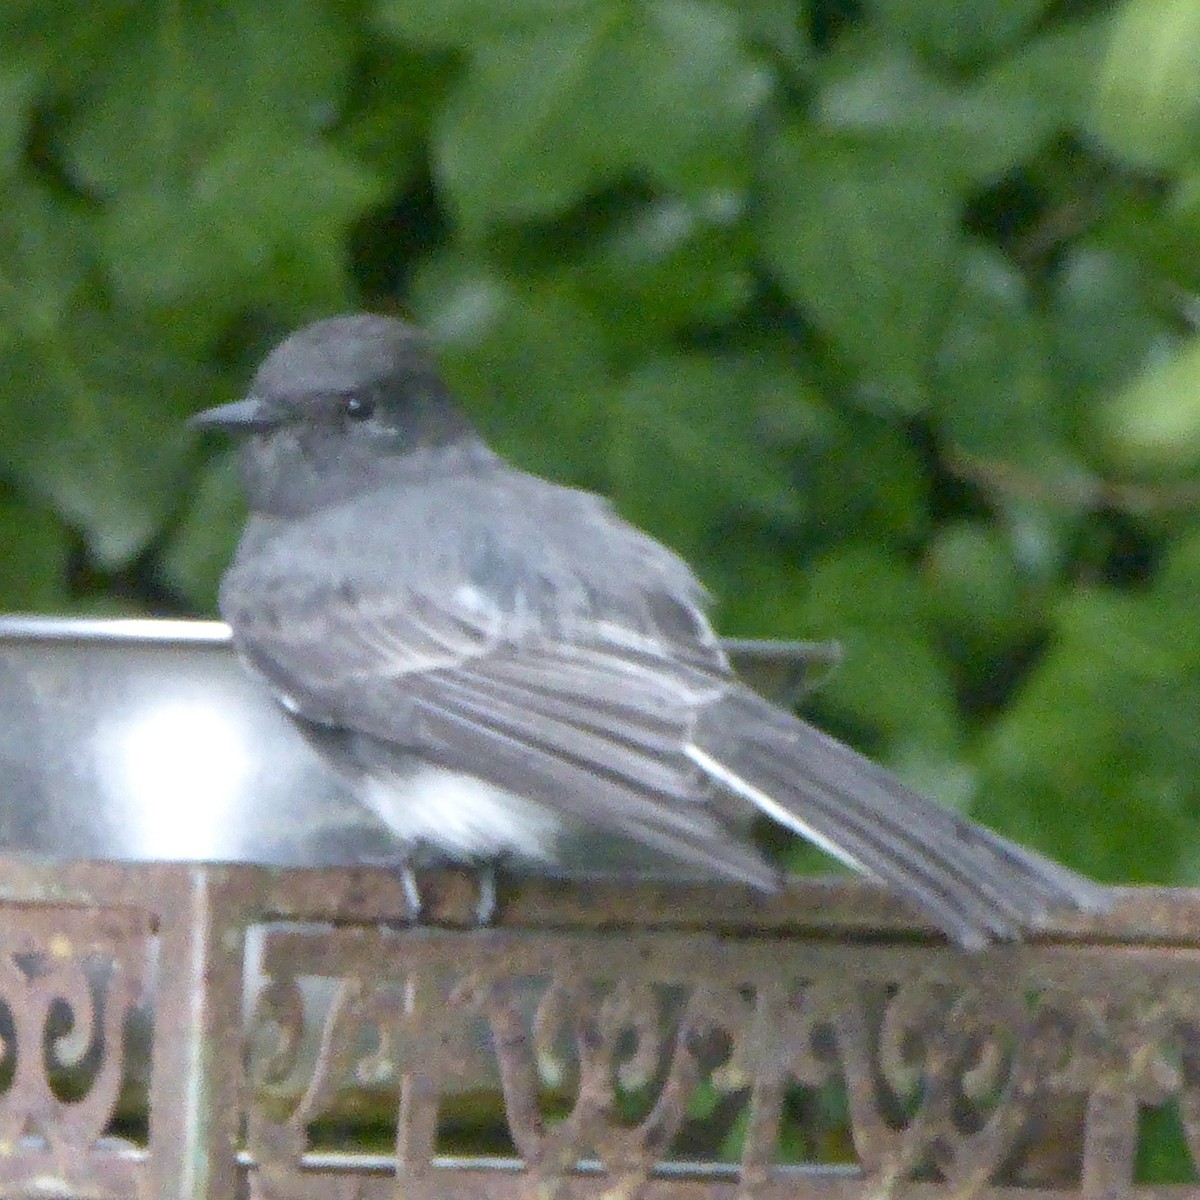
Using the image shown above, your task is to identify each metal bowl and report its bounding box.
[0,615,836,872]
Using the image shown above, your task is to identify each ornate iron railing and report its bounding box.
[0,860,1188,1199]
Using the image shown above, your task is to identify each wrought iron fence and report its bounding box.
[0,860,1188,1199]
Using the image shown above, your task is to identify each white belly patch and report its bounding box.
[361,766,565,862]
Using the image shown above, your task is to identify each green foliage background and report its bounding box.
[3,0,1200,888]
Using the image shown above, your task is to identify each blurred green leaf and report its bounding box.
[711,538,817,644]
[577,192,754,339]
[374,0,597,46]
[978,584,1200,879]
[1089,0,1200,168]
[604,354,808,553]
[932,245,1089,487]
[335,44,450,181]
[924,520,1036,652]
[816,22,1104,184]
[159,452,246,611]
[64,3,381,329]
[929,247,1103,587]
[815,48,963,144]
[0,60,38,177]
[966,20,1107,176]
[757,126,961,410]
[816,49,992,178]
[101,131,383,317]
[64,1,356,193]
[1094,185,1200,294]
[1048,249,1167,409]
[993,498,1080,589]
[1097,335,1200,478]
[795,545,962,753]
[192,132,384,311]
[0,182,94,336]
[0,316,214,566]
[1,2,133,92]
[428,0,770,229]
[411,256,613,482]
[1154,523,1200,600]
[1158,171,1200,290]
[738,0,810,66]
[100,186,240,310]
[0,496,71,609]
[867,0,1049,63]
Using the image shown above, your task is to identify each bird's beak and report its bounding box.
[189,396,276,433]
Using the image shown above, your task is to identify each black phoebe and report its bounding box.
[194,314,1106,946]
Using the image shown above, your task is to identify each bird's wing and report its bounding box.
[221,481,778,886]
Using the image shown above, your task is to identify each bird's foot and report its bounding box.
[394,861,498,926]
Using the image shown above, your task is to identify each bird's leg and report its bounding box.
[474,862,498,926]
[399,862,423,923]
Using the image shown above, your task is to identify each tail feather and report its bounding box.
[690,687,1108,947]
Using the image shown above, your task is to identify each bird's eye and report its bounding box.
[342,394,375,421]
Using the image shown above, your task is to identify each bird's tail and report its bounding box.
[688,686,1109,948]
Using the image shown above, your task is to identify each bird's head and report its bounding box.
[192,314,477,516]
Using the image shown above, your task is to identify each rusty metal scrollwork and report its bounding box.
[0,906,151,1198]
[240,929,1200,1197]
[0,867,1192,1199]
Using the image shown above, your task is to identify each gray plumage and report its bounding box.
[195,314,1107,947]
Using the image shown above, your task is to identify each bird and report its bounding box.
[192,313,1107,947]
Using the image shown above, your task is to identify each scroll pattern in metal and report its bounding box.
[0,904,151,1197]
[244,928,1200,1197]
